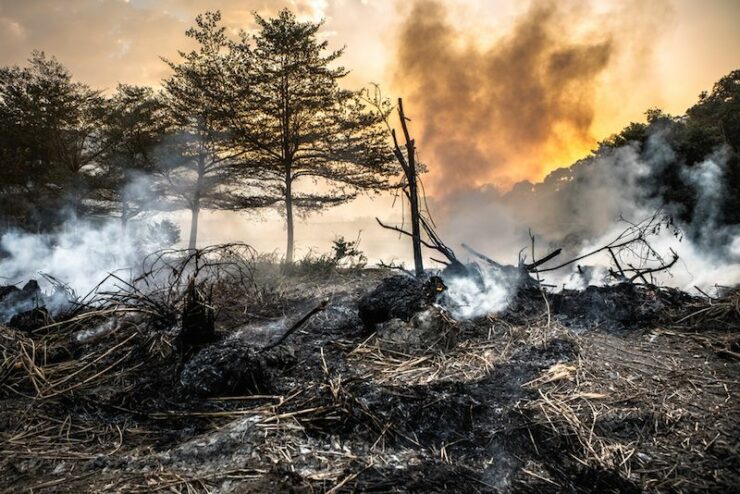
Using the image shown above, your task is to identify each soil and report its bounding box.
[0,269,738,493]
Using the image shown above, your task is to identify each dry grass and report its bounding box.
[518,328,739,491]
[349,336,500,385]
[667,286,740,330]
[519,354,638,477]
[1,270,738,492]
[347,314,569,386]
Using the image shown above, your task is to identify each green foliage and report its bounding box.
[276,233,367,277]
[285,252,339,277]
[331,234,367,268]
[598,122,648,150]
[0,52,109,231]
[553,69,740,239]
[687,70,740,151]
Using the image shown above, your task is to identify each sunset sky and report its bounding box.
[1,0,738,258]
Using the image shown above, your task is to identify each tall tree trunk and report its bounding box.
[281,68,294,264]
[408,158,424,277]
[121,169,130,235]
[189,165,204,250]
[188,201,200,250]
[285,174,294,263]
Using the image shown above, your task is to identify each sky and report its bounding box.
[1,0,739,260]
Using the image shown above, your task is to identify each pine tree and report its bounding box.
[230,9,395,262]
[161,12,275,249]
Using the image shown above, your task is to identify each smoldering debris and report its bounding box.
[0,245,738,492]
[374,305,459,354]
[181,300,327,397]
[8,306,52,332]
[179,279,216,350]
[0,279,77,330]
[504,283,700,332]
[0,280,44,324]
[180,342,293,397]
[357,274,446,328]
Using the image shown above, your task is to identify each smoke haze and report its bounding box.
[0,216,179,300]
[394,0,674,194]
[0,0,736,306]
[391,0,738,295]
[435,131,740,291]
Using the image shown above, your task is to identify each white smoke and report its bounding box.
[436,132,739,312]
[444,267,510,319]
[558,215,740,292]
[680,147,732,243]
[0,216,179,299]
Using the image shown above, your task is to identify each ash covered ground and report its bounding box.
[1,255,739,493]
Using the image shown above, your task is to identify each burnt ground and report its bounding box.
[0,268,739,493]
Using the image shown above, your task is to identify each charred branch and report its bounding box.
[624,249,680,284]
[462,243,504,269]
[375,218,438,251]
[180,278,216,349]
[522,248,562,271]
[261,300,329,351]
[532,212,680,285]
[394,98,424,277]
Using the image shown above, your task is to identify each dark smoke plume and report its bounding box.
[395,0,613,194]
[393,1,739,291]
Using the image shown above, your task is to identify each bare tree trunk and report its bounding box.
[188,202,200,250]
[188,164,204,250]
[396,99,424,277]
[121,168,130,235]
[281,69,294,264]
[406,133,423,277]
[285,174,294,263]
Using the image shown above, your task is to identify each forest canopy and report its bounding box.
[0,9,395,259]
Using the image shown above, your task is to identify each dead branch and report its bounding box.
[532,213,680,285]
[375,218,438,251]
[462,243,504,269]
[626,249,679,283]
[523,248,562,271]
[261,300,329,351]
[418,215,462,269]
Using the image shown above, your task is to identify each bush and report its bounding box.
[278,233,367,277]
